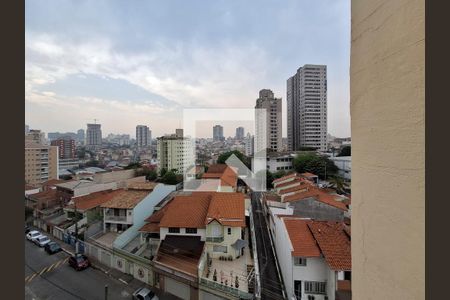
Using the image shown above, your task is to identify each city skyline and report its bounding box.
[25,0,350,138]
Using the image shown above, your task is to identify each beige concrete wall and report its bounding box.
[351,0,424,299]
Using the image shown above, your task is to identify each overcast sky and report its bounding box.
[25,0,350,139]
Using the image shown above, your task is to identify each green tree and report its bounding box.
[293,152,338,180]
[337,145,351,157]
[160,168,167,177]
[328,176,349,194]
[217,150,251,169]
[161,171,179,185]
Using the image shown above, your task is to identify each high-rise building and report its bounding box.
[255,89,282,152]
[244,133,254,156]
[213,125,224,141]
[25,141,59,185]
[235,127,245,140]
[287,64,327,151]
[25,129,46,145]
[85,124,102,150]
[51,137,76,159]
[136,125,152,148]
[213,125,223,141]
[77,129,85,144]
[157,131,194,175]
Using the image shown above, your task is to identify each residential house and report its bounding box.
[273,217,351,300]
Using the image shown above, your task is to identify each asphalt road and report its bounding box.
[251,192,285,300]
[25,236,140,300]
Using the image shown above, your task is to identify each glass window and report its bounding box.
[168,227,180,233]
[186,228,197,234]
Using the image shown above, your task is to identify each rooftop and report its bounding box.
[283,187,348,211]
[283,218,321,257]
[101,189,150,209]
[67,190,122,212]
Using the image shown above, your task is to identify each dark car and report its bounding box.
[44,242,62,254]
[25,226,30,234]
[68,254,90,271]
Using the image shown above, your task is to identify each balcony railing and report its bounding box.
[104,215,127,222]
[200,278,253,299]
[206,236,224,243]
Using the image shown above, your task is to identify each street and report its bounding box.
[251,192,285,300]
[25,235,172,300]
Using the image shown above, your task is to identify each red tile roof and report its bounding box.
[283,187,348,211]
[273,173,297,184]
[157,192,246,229]
[308,221,351,271]
[206,193,245,227]
[67,190,122,211]
[278,182,311,195]
[139,222,160,233]
[275,178,305,189]
[300,172,317,178]
[283,218,321,257]
[100,189,149,209]
[159,193,211,228]
[202,164,237,188]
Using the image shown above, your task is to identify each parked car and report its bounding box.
[34,235,51,247]
[44,242,62,254]
[132,287,158,300]
[68,254,90,271]
[26,230,42,242]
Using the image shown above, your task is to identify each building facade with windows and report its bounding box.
[287,65,327,152]
[156,133,195,175]
[86,123,102,150]
[213,125,224,141]
[136,125,152,148]
[51,137,76,159]
[255,89,282,152]
[25,142,59,185]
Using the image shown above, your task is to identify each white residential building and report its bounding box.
[287,64,327,152]
[330,156,351,180]
[272,216,351,300]
[156,133,195,175]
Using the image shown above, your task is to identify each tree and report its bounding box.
[160,168,167,177]
[328,176,349,194]
[337,145,351,157]
[217,150,251,169]
[160,171,179,185]
[293,152,338,180]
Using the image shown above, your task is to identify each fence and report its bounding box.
[200,278,254,299]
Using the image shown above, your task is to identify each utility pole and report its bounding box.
[104,285,108,300]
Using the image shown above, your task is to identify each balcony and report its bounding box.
[206,236,224,243]
[104,215,127,222]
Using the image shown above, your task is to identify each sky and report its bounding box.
[25,0,351,139]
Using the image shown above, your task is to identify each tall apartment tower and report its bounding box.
[136,125,152,148]
[51,137,76,159]
[235,127,245,140]
[85,123,102,150]
[77,129,85,144]
[213,125,224,141]
[255,89,282,152]
[287,64,327,151]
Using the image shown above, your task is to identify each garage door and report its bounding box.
[165,277,190,300]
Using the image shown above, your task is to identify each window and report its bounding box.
[186,228,197,234]
[294,281,302,299]
[307,296,315,300]
[227,228,232,235]
[213,245,227,253]
[294,257,307,266]
[304,281,326,294]
[168,227,180,233]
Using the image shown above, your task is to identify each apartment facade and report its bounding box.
[235,127,245,140]
[86,123,102,150]
[156,134,195,175]
[25,142,59,185]
[255,89,282,152]
[51,137,76,159]
[287,65,327,151]
[136,125,152,148]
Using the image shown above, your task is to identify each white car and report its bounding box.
[26,230,42,242]
[34,235,51,247]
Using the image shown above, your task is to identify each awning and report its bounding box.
[231,239,248,250]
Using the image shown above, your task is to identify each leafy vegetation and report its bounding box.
[293,152,338,180]
[337,145,351,157]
